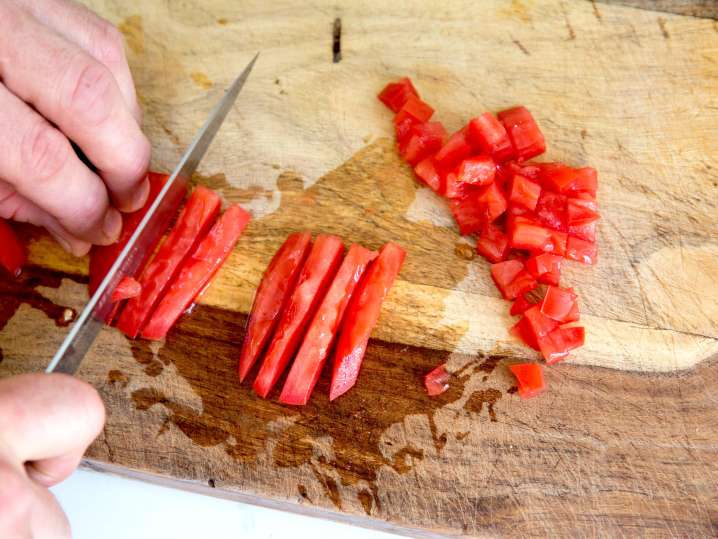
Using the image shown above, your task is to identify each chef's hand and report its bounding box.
[0,373,105,538]
[0,0,151,256]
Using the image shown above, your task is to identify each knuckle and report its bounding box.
[123,134,151,181]
[20,122,70,183]
[92,23,126,66]
[74,181,108,226]
[64,55,115,126]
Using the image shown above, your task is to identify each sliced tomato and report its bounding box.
[253,235,345,398]
[497,106,546,162]
[330,242,406,401]
[525,253,563,286]
[567,198,599,223]
[467,112,514,162]
[0,219,27,278]
[378,77,418,113]
[394,95,434,126]
[424,363,450,396]
[510,294,536,316]
[414,157,443,194]
[510,317,539,350]
[540,286,577,322]
[476,223,509,263]
[141,205,251,340]
[456,156,496,187]
[401,121,447,165]
[238,232,312,381]
[89,172,170,296]
[449,193,483,236]
[111,277,141,302]
[434,130,472,170]
[116,186,221,338]
[395,114,418,147]
[509,217,552,252]
[509,363,545,399]
[568,219,598,243]
[542,165,597,197]
[491,259,537,300]
[566,236,598,265]
[278,244,377,405]
[548,230,568,256]
[477,182,507,223]
[523,304,559,341]
[509,174,541,211]
[563,300,580,323]
[534,191,567,231]
[538,325,585,364]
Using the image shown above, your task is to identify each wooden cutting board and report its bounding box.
[1,0,717,536]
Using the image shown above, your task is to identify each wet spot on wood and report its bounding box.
[119,15,144,55]
[392,447,424,474]
[107,370,129,387]
[455,243,475,260]
[191,71,213,90]
[465,389,503,422]
[456,431,470,441]
[358,489,373,514]
[217,18,228,25]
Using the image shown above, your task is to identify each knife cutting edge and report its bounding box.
[46,52,259,375]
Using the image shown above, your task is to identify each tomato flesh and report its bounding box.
[0,219,26,278]
[510,294,536,316]
[510,317,539,350]
[523,304,559,339]
[279,244,377,405]
[476,224,509,263]
[424,363,450,396]
[434,130,472,170]
[456,156,496,187]
[238,232,312,381]
[116,186,221,338]
[141,205,251,340]
[497,106,546,162]
[566,236,598,265]
[540,285,577,322]
[467,112,514,162]
[401,121,447,166]
[394,95,434,125]
[509,363,545,399]
[378,77,418,113]
[449,193,484,236]
[477,182,507,223]
[538,326,585,364]
[111,277,141,302]
[414,157,443,194]
[253,234,345,398]
[491,259,537,300]
[330,242,405,401]
[509,174,541,212]
[525,253,563,286]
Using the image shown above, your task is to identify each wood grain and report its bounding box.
[1,0,717,536]
[596,0,718,20]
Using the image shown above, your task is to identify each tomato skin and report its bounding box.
[456,156,496,187]
[0,219,26,278]
[414,157,443,194]
[467,112,514,163]
[253,235,345,398]
[116,186,221,338]
[111,277,141,302]
[434,130,472,170]
[509,363,545,399]
[497,106,546,162]
[509,217,553,252]
[141,206,251,340]
[238,232,313,382]
[538,325,585,364]
[534,191,567,232]
[540,286,577,322]
[279,244,378,405]
[424,363,451,396]
[566,236,598,265]
[394,95,434,125]
[476,224,509,263]
[509,174,541,212]
[401,121,447,166]
[330,242,406,401]
[377,77,418,113]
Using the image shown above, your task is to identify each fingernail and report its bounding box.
[129,177,150,212]
[103,208,122,242]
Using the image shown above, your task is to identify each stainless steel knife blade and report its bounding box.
[47,53,259,374]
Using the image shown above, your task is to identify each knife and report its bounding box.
[46,53,259,375]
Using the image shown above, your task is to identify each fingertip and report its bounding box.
[46,374,105,440]
[125,175,150,213]
[100,207,122,244]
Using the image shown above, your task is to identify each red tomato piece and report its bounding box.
[491,259,536,300]
[509,363,545,399]
[477,182,508,223]
[476,223,509,263]
[534,191,567,231]
[525,253,563,286]
[568,220,597,243]
[497,106,546,162]
[509,217,553,252]
[330,242,406,401]
[571,167,598,197]
[523,304,559,339]
[510,294,536,316]
[548,230,568,256]
[141,206,251,340]
[279,244,378,406]
[238,232,312,382]
[456,156,496,187]
[111,277,141,303]
[567,198,599,223]
[424,363,451,396]
[563,300,580,323]
[467,112,514,162]
[0,219,27,278]
[401,121,447,166]
[116,186,221,338]
[566,236,598,265]
[414,157,443,194]
[434,130,472,170]
[394,95,434,125]
[542,166,597,197]
[449,193,483,236]
[540,286,577,322]
[377,77,418,113]
[395,114,418,147]
[509,174,541,211]
[89,172,171,296]
[510,317,539,350]
[538,325,585,364]
[253,235,345,398]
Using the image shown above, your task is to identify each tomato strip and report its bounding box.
[0,219,26,278]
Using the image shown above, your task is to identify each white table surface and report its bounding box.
[52,469,400,539]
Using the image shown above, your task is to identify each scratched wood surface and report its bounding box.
[1,0,717,536]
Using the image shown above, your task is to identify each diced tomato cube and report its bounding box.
[563,300,580,323]
[534,191,567,231]
[510,317,539,350]
[571,167,598,197]
[540,286,577,322]
[395,114,419,147]
[466,112,514,162]
[491,260,537,300]
[0,219,27,278]
[477,182,507,223]
[378,77,418,113]
[456,156,496,187]
[548,230,568,256]
[510,294,536,316]
[449,192,483,235]
[476,224,509,263]
[401,121,447,165]
[537,326,585,364]
[394,95,433,125]
[509,363,545,399]
[568,220,597,243]
[542,165,597,197]
[111,277,142,303]
[434,130,472,170]
[509,174,541,211]
[525,253,563,286]
[566,236,598,265]
[497,106,546,162]
[414,157,443,194]
[567,198,599,223]
[424,363,451,396]
[509,217,553,252]
[523,304,559,339]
